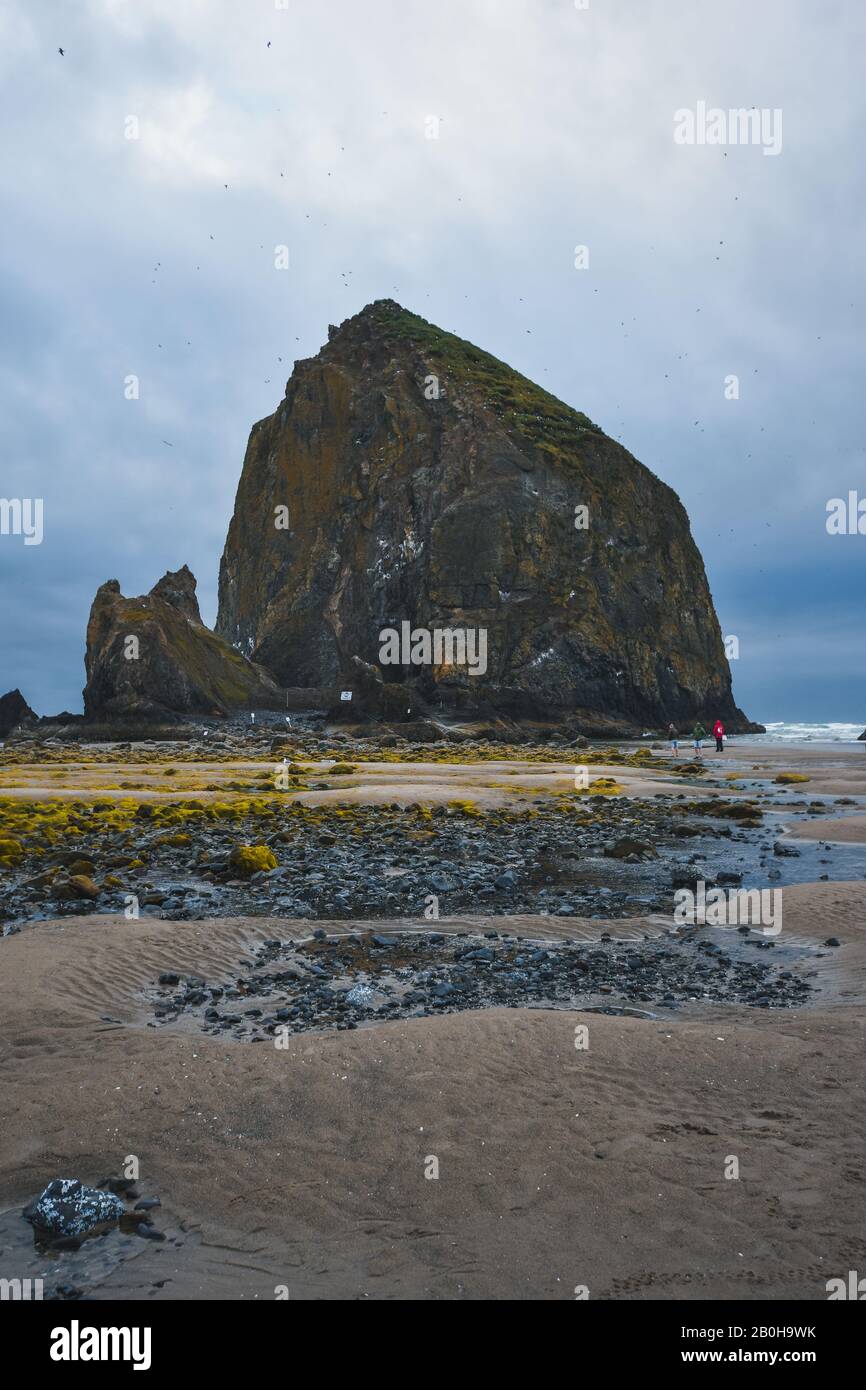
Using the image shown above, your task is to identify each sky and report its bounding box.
[1,0,864,723]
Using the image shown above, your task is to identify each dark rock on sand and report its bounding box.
[24,1179,125,1239]
[604,837,657,861]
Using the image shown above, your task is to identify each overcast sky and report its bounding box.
[1,0,863,722]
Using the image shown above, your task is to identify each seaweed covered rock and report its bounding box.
[0,837,24,868]
[217,300,757,731]
[83,567,286,719]
[228,844,277,876]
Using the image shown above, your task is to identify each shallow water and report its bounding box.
[0,1202,179,1301]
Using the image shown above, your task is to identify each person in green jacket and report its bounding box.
[692,722,707,758]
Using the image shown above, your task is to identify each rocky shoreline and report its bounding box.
[2,731,863,933]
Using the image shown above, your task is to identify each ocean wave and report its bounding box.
[742,722,864,743]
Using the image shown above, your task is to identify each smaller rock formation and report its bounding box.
[0,688,37,738]
[83,566,286,719]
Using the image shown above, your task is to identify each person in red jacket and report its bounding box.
[712,719,725,752]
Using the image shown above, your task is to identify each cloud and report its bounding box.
[0,0,863,719]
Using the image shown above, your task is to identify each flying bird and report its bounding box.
[58,47,64,56]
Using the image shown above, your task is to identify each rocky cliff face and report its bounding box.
[84,566,284,719]
[216,300,753,730]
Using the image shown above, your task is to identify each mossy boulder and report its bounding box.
[228,844,278,876]
[580,778,623,797]
[67,858,96,876]
[58,874,101,900]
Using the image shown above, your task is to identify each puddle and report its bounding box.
[0,1201,183,1301]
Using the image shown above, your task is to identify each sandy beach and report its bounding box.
[1,737,864,1300]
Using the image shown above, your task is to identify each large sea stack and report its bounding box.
[217,301,753,732]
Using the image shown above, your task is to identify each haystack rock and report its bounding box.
[83,565,285,719]
[217,300,756,731]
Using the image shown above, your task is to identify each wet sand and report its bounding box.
[1,887,864,1299]
[0,756,686,806]
[1,739,865,1300]
[787,814,866,844]
[679,738,866,798]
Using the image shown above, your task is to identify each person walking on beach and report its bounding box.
[712,718,725,753]
[668,723,679,756]
[692,721,707,758]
